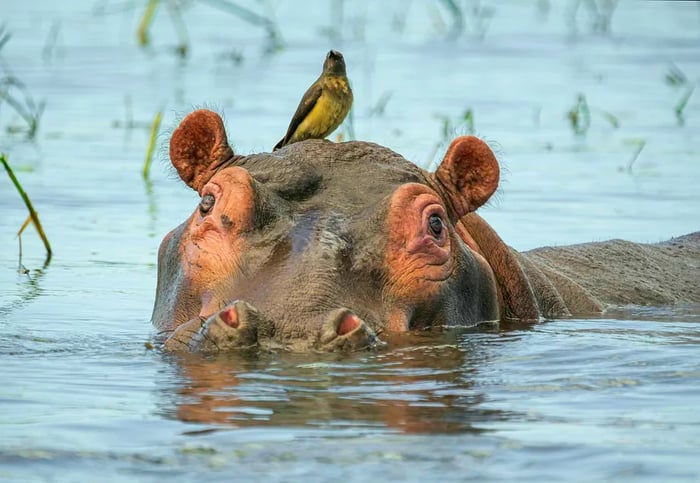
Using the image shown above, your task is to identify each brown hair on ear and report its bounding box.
[432,136,499,219]
[169,109,235,193]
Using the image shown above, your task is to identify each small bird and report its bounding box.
[273,50,353,151]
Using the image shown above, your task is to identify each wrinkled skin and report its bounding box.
[153,109,700,353]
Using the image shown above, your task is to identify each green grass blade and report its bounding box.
[142,109,163,180]
[16,214,31,237]
[137,0,160,46]
[675,86,694,123]
[1,154,52,263]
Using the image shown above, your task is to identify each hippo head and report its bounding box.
[152,109,501,352]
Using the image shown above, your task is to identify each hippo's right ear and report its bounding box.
[170,109,235,193]
[431,136,500,219]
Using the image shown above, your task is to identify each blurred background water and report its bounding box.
[1,1,699,481]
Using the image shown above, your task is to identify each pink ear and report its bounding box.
[169,109,234,193]
[432,136,499,218]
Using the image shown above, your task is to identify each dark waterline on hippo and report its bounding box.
[1,1,700,482]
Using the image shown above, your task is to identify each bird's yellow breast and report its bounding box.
[289,78,352,144]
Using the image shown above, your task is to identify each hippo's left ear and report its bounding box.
[170,109,236,193]
[431,136,500,219]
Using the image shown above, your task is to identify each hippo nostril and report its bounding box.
[337,312,361,336]
[318,309,386,351]
[218,306,239,328]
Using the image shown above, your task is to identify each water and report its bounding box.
[1,1,699,481]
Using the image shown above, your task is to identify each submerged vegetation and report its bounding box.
[567,94,591,135]
[566,0,620,36]
[623,139,646,174]
[665,64,696,125]
[566,93,619,136]
[0,77,45,139]
[435,108,476,141]
[0,27,45,140]
[427,108,475,168]
[135,0,283,57]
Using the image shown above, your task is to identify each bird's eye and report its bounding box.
[428,214,444,238]
[199,194,215,215]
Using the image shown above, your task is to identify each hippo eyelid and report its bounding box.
[199,193,215,215]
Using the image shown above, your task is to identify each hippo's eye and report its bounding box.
[199,194,215,215]
[428,214,444,237]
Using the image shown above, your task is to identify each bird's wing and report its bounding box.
[274,83,323,150]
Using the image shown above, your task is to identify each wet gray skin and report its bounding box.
[152,109,502,352]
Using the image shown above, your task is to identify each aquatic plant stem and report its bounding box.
[17,214,31,236]
[626,140,646,173]
[1,154,52,263]
[137,0,160,46]
[142,109,163,180]
[675,86,694,124]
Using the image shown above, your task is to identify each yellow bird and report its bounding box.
[274,50,353,151]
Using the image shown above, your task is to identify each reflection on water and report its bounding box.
[158,308,700,441]
[163,330,510,434]
[0,266,46,321]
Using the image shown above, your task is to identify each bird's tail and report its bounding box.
[273,137,286,151]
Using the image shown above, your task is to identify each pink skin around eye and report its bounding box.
[403,195,449,256]
[387,186,453,278]
[384,183,457,330]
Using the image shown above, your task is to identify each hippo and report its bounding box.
[152,109,700,352]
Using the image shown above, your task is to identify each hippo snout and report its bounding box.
[162,303,386,353]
